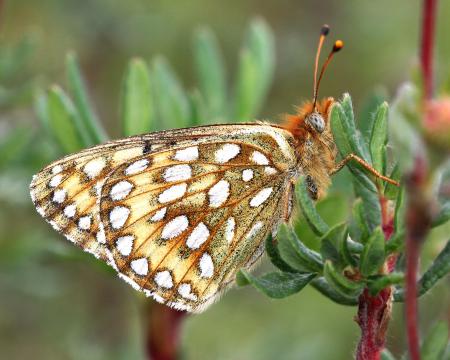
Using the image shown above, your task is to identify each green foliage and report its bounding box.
[239,93,450,310]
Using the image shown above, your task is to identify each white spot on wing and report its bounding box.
[158,183,187,203]
[83,158,106,179]
[264,167,277,175]
[150,207,167,222]
[161,215,189,239]
[246,221,263,240]
[116,235,134,256]
[125,159,149,175]
[52,165,63,174]
[186,222,210,249]
[163,164,192,182]
[78,215,92,230]
[110,180,133,201]
[109,206,130,229]
[130,258,149,276]
[242,169,253,182]
[251,151,269,165]
[178,283,197,301]
[49,174,63,187]
[250,187,273,207]
[155,270,174,289]
[63,203,76,218]
[208,180,230,208]
[174,146,198,161]
[199,253,214,278]
[215,144,240,163]
[225,217,235,244]
[52,189,67,203]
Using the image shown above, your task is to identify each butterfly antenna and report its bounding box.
[313,25,330,110]
[313,39,344,109]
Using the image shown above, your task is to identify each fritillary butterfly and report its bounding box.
[29,26,397,312]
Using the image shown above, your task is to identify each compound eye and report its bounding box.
[306,112,325,133]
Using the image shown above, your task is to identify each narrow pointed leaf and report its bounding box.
[432,201,450,227]
[384,164,401,200]
[397,240,450,301]
[237,270,315,299]
[265,233,298,273]
[320,223,348,268]
[369,102,388,174]
[367,272,404,296]
[352,198,370,243]
[278,224,323,272]
[296,177,329,236]
[152,57,191,129]
[66,52,107,143]
[420,321,448,360]
[47,85,88,152]
[235,18,274,121]
[381,349,397,360]
[121,58,153,136]
[193,27,226,121]
[354,179,381,232]
[360,227,385,277]
[310,277,358,306]
[324,260,364,297]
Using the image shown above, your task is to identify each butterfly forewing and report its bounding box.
[30,124,298,312]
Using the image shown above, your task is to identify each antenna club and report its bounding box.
[321,24,330,36]
[333,40,344,51]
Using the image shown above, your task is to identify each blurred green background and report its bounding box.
[1,1,450,359]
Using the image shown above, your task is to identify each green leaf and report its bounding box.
[330,103,378,191]
[352,198,370,242]
[152,57,191,129]
[386,231,404,254]
[323,260,364,297]
[235,18,274,121]
[193,27,226,121]
[340,94,371,161]
[354,179,381,232]
[381,349,397,360]
[296,177,329,236]
[367,272,404,296]
[66,52,107,144]
[432,202,450,227]
[278,224,323,272]
[188,88,208,126]
[421,321,449,360]
[384,164,401,200]
[310,277,358,306]
[369,102,388,174]
[395,240,450,301]
[394,187,406,233]
[265,233,298,273]
[47,85,88,152]
[359,227,385,277]
[236,270,315,299]
[121,58,153,136]
[320,223,348,268]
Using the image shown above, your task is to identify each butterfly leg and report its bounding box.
[330,153,399,186]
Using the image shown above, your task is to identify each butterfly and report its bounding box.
[29,25,398,313]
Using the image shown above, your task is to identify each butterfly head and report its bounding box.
[282,25,344,200]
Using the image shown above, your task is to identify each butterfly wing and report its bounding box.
[30,124,298,312]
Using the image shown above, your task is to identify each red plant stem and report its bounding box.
[146,302,187,360]
[355,197,395,360]
[405,155,431,360]
[421,0,438,100]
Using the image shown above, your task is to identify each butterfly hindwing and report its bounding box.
[30,124,298,312]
